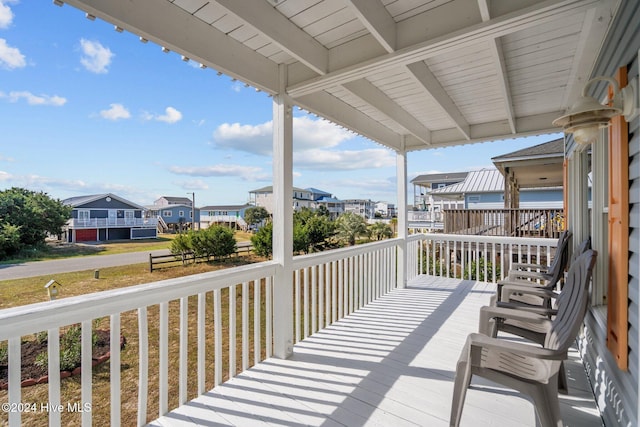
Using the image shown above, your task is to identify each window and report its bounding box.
[179,210,185,217]
[78,209,90,221]
[163,211,172,217]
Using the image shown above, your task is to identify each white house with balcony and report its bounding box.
[2,2,638,427]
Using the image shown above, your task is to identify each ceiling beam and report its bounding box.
[214,0,328,75]
[406,61,470,140]
[62,0,279,92]
[479,0,517,134]
[343,78,431,144]
[344,0,396,53]
[287,0,603,97]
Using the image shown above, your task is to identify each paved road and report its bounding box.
[0,250,172,281]
[0,241,253,281]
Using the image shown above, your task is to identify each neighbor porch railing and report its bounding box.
[0,234,558,426]
[68,218,158,228]
[443,208,565,238]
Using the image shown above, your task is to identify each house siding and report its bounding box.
[578,2,640,426]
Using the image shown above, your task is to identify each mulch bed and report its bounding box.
[0,330,123,389]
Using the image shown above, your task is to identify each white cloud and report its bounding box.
[0,1,15,29]
[100,103,130,120]
[0,170,11,181]
[294,148,395,171]
[142,106,183,124]
[156,106,182,124]
[212,116,354,156]
[0,38,25,69]
[0,154,14,162]
[0,90,66,106]
[174,179,209,190]
[169,164,269,181]
[79,39,113,74]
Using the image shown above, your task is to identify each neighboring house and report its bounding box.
[200,204,251,230]
[146,204,200,232]
[249,186,344,218]
[375,201,396,218]
[343,199,375,219]
[63,193,157,242]
[410,172,467,218]
[154,196,193,207]
[428,168,564,209]
[492,138,566,208]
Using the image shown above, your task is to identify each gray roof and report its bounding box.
[429,169,504,195]
[63,193,146,210]
[158,196,192,204]
[491,138,564,162]
[410,172,468,185]
[200,204,252,211]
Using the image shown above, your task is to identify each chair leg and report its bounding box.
[558,361,568,395]
[530,377,563,427]
[450,356,472,427]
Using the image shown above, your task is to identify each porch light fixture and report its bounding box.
[553,76,637,145]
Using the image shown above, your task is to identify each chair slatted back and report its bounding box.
[545,250,597,351]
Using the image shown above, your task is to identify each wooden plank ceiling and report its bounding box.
[60,0,620,152]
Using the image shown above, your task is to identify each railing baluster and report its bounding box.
[338,260,344,319]
[213,289,222,386]
[48,328,61,427]
[331,261,337,323]
[8,337,20,426]
[110,314,121,426]
[81,319,92,426]
[311,265,317,333]
[242,282,249,371]
[318,264,324,330]
[179,297,188,405]
[265,276,272,359]
[303,268,309,339]
[197,293,206,395]
[137,307,148,427]
[294,269,300,343]
[229,285,236,378]
[158,302,168,417]
[253,280,261,364]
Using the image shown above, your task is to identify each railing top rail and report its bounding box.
[291,238,401,270]
[407,232,558,246]
[0,260,278,340]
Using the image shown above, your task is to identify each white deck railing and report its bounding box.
[0,234,558,426]
[407,233,558,283]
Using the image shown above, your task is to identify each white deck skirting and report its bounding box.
[149,276,601,426]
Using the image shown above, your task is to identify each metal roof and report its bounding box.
[429,168,504,195]
[410,171,469,185]
[60,0,621,152]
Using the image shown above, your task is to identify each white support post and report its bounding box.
[272,64,294,359]
[396,140,408,289]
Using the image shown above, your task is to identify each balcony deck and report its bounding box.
[149,275,601,427]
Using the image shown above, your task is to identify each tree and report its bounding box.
[303,214,334,252]
[251,221,273,258]
[170,232,193,264]
[192,225,237,260]
[0,187,71,260]
[244,206,270,230]
[335,212,369,246]
[369,222,393,241]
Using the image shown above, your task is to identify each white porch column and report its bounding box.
[396,140,408,289]
[567,146,590,244]
[272,65,294,359]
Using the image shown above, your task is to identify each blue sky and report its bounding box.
[0,1,561,207]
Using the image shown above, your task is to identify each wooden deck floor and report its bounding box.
[149,276,602,426]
